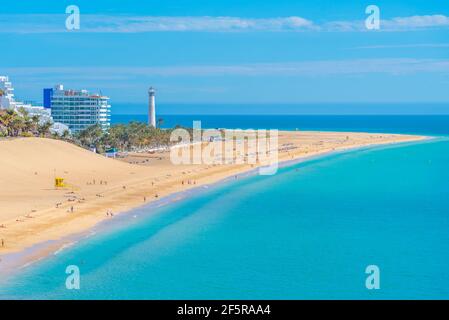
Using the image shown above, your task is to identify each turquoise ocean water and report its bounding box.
[1,116,449,299]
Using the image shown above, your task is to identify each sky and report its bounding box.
[1,0,449,114]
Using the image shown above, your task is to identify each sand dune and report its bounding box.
[0,138,142,221]
[0,132,425,255]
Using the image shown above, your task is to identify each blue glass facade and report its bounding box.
[43,88,53,108]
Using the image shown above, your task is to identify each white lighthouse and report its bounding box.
[148,87,156,127]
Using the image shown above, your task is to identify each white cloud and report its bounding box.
[387,14,449,28]
[1,14,449,33]
[323,14,449,32]
[83,15,314,32]
[4,59,449,78]
[0,15,315,33]
[352,43,449,49]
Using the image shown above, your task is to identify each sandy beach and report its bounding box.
[0,131,426,257]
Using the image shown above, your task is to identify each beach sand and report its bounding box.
[0,132,425,255]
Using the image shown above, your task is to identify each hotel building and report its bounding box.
[45,85,111,133]
[0,76,53,124]
[0,76,16,109]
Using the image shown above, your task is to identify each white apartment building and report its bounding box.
[0,76,53,124]
[0,76,17,109]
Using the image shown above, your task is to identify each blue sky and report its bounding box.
[1,0,449,114]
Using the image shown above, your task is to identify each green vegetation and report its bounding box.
[0,108,192,154]
[74,122,192,153]
[0,107,53,138]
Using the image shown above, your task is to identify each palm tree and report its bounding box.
[38,121,52,137]
[0,109,15,136]
[61,129,71,140]
[31,115,40,133]
[0,111,7,136]
[10,116,25,136]
[77,124,104,150]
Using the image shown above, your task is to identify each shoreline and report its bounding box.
[0,134,432,278]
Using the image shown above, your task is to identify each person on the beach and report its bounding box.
[70,206,74,213]
[144,196,146,202]
[1,239,4,247]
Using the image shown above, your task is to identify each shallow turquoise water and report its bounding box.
[1,139,449,299]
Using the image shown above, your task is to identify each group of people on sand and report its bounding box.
[106,210,114,217]
[87,179,108,186]
[182,180,197,185]
[143,194,159,202]
[15,213,35,222]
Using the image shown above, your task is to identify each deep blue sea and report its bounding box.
[113,114,449,135]
[1,115,449,299]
